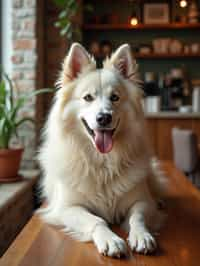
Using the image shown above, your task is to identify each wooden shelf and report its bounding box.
[134,53,200,59]
[83,23,200,30]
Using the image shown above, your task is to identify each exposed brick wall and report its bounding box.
[12,0,37,169]
[10,0,67,169]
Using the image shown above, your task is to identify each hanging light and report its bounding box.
[130,12,138,26]
[179,0,188,8]
[129,0,138,26]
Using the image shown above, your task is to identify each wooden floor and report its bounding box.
[1,161,200,266]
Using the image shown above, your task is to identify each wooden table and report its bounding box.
[1,161,200,266]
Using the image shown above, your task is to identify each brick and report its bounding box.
[18,103,35,116]
[13,39,36,50]
[15,30,36,38]
[24,50,37,63]
[12,71,23,80]
[13,62,36,70]
[24,0,36,8]
[13,0,23,8]
[15,80,35,92]
[23,70,35,80]
[15,8,35,18]
[11,54,23,64]
[23,19,35,31]
[12,21,21,31]
[19,111,35,121]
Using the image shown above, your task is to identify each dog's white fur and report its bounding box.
[38,43,166,258]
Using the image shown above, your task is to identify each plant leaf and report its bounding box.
[84,4,93,12]
[0,85,54,148]
[58,9,68,19]
[3,71,14,108]
[0,116,13,149]
[16,117,35,128]
[0,80,6,106]
[26,88,55,98]
[67,0,76,8]
[53,0,67,8]
[61,25,70,36]
[54,21,62,28]
[0,118,8,148]
[10,98,26,122]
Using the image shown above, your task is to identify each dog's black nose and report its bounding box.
[96,113,112,127]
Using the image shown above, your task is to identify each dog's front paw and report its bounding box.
[128,230,156,254]
[92,225,127,258]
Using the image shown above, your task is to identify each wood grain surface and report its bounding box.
[1,161,200,266]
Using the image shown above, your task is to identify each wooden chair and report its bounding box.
[172,127,200,185]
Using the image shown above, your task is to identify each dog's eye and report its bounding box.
[110,94,119,102]
[83,94,94,102]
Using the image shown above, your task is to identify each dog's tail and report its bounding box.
[148,157,168,199]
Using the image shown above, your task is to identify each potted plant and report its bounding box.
[0,71,53,182]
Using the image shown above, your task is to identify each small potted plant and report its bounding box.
[0,71,53,182]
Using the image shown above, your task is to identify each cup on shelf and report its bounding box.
[144,96,161,113]
[190,43,200,54]
[179,106,193,113]
[153,38,171,54]
[169,39,183,54]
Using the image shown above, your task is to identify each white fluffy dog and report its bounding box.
[38,43,166,258]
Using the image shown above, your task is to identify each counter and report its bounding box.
[145,113,200,160]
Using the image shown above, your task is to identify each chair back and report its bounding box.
[172,128,199,173]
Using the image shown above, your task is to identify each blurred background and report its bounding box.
[1,0,200,165]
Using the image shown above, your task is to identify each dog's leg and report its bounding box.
[62,206,127,258]
[126,201,157,254]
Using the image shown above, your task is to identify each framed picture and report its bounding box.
[143,3,170,24]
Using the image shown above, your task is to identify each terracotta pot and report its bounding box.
[0,148,24,182]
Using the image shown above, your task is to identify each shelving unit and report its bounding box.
[84,23,200,60]
[83,23,200,30]
[82,1,200,79]
[134,53,200,59]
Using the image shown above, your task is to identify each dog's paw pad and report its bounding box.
[128,231,156,254]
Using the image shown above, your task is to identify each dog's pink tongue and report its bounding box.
[94,130,113,153]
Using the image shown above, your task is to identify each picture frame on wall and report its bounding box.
[143,3,170,24]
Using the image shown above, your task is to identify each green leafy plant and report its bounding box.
[0,71,53,149]
[53,0,93,39]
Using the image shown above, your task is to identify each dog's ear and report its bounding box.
[109,44,138,80]
[62,43,94,81]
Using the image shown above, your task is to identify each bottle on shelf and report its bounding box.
[159,73,169,111]
[143,72,159,96]
[143,72,161,113]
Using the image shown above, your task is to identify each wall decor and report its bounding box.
[188,1,199,23]
[143,3,170,24]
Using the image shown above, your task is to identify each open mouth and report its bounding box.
[81,118,119,154]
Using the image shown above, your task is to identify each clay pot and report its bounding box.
[0,148,24,182]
